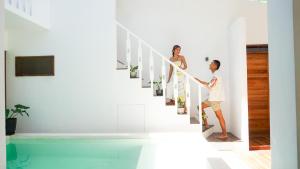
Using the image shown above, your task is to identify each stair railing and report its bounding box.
[116,21,205,124]
[5,0,33,16]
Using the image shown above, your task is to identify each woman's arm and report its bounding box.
[180,56,188,70]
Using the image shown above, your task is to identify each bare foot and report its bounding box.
[166,102,175,106]
[217,134,228,141]
[166,100,175,106]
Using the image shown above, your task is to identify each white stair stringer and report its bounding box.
[115,69,202,132]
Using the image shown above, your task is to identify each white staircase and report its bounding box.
[5,0,50,29]
[115,21,214,136]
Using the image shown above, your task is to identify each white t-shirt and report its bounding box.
[207,71,225,101]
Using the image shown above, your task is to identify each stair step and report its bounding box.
[116,67,128,70]
[165,101,175,106]
[203,125,214,132]
[177,112,187,115]
[190,117,200,124]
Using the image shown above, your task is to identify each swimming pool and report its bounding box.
[7,138,145,169]
[6,133,229,169]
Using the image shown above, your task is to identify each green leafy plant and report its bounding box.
[130,65,138,73]
[130,65,139,78]
[202,112,208,124]
[150,76,163,91]
[177,96,185,108]
[6,104,30,119]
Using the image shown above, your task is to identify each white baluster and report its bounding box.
[126,32,131,72]
[27,0,32,16]
[21,0,26,12]
[149,49,154,89]
[198,86,202,126]
[161,59,166,95]
[5,0,11,6]
[12,0,17,8]
[138,40,143,84]
[16,0,19,9]
[173,68,178,108]
[185,77,191,115]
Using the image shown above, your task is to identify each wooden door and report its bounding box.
[247,45,270,150]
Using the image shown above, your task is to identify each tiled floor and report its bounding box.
[234,150,271,169]
[207,132,271,169]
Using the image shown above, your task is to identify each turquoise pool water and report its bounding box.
[7,138,144,169]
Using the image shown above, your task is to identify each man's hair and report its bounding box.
[213,60,221,70]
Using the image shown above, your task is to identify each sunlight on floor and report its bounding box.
[219,149,271,169]
[137,132,264,169]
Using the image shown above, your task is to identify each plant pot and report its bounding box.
[6,118,17,135]
[177,107,185,114]
[130,71,137,78]
[156,89,163,96]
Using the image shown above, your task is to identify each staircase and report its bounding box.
[115,21,214,136]
[5,0,50,29]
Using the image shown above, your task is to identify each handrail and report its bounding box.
[116,21,205,88]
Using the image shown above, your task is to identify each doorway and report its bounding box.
[247,44,270,151]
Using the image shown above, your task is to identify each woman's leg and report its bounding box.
[166,80,175,105]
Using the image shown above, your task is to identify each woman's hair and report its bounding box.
[172,45,181,56]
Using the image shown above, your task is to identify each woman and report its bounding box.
[166,45,188,113]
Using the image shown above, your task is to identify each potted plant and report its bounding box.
[150,76,163,96]
[130,65,138,78]
[6,104,30,135]
[177,96,185,114]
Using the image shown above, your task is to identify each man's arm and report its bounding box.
[194,77,209,87]
[195,77,217,89]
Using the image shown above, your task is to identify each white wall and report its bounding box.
[31,0,50,28]
[239,1,268,44]
[6,0,117,133]
[5,0,268,135]
[269,0,298,168]
[117,0,239,133]
[228,18,248,142]
[294,0,300,165]
[0,0,6,168]
[117,0,267,134]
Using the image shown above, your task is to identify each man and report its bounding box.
[195,60,227,140]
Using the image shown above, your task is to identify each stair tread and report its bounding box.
[202,125,214,132]
[116,67,128,70]
[190,117,200,124]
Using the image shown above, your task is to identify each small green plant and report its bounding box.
[130,65,138,73]
[177,96,185,108]
[130,65,138,78]
[150,76,163,90]
[6,104,30,119]
[202,112,208,124]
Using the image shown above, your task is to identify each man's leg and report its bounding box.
[214,109,227,139]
